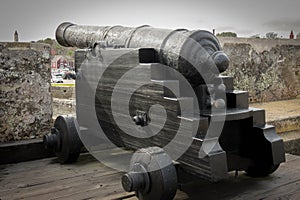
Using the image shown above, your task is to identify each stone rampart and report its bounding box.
[219,37,300,102]
[0,42,52,142]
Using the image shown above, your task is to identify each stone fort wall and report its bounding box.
[0,42,52,142]
[219,37,300,102]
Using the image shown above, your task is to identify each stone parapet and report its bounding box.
[219,37,300,102]
[0,42,52,142]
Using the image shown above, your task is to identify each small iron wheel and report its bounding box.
[122,147,178,200]
[44,115,82,163]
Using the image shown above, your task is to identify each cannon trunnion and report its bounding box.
[44,23,286,200]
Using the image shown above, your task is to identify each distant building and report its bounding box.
[51,55,74,69]
[14,30,19,42]
[50,49,56,56]
[290,30,294,39]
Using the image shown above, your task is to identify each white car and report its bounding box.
[51,75,64,83]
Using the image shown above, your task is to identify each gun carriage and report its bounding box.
[44,22,286,200]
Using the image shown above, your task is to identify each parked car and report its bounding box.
[64,71,76,80]
[51,75,64,83]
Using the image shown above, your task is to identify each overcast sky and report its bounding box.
[1,0,300,41]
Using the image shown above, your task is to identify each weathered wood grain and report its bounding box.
[0,154,299,200]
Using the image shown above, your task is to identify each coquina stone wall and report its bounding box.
[0,42,52,142]
[219,38,300,102]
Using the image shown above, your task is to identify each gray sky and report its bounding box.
[1,0,300,41]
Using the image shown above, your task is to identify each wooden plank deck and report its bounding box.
[0,153,300,200]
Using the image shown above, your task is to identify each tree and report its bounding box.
[216,32,237,37]
[37,38,54,45]
[67,50,74,57]
[265,32,278,39]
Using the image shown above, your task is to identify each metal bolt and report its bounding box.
[132,115,142,125]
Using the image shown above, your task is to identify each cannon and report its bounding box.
[44,22,285,199]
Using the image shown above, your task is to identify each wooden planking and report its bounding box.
[0,154,127,200]
[0,154,300,200]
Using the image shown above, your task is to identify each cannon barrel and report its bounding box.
[56,22,229,85]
